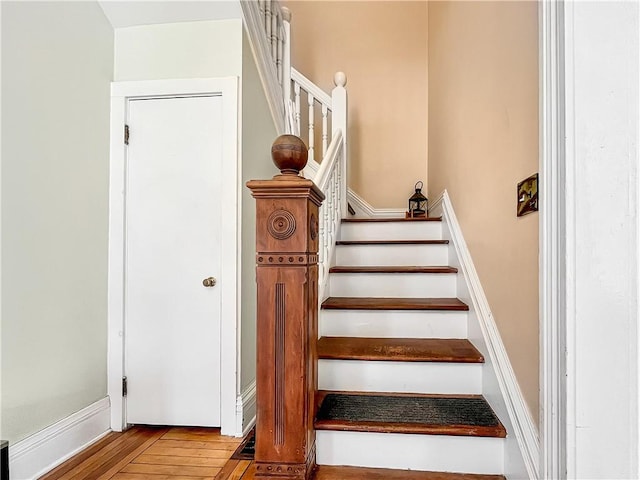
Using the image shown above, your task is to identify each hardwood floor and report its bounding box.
[42,427,505,480]
[40,426,241,480]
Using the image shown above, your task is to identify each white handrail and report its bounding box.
[291,68,333,107]
[315,130,343,191]
[315,131,345,299]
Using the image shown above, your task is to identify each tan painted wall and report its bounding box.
[428,1,539,418]
[283,1,428,208]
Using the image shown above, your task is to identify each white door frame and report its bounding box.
[541,3,640,478]
[540,1,567,477]
[107,78,240,436]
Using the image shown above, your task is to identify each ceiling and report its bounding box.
[98,1,243,28]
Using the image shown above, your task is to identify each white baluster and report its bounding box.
[281,7,292,104]
[336,152,342,205]
[332,171,338,233]
[322,104,329,157]
[318,205,325,265]
[323,195,330,277]
[294,82,301,135]
[329,177,335,239]
[265,0,272,48]
[308,93,315,163]
[271,9,278,62]
[259,0,266,23]
[332,72,348,216]
[277,24,284,84]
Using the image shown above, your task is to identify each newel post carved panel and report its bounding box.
[247,135,324,480]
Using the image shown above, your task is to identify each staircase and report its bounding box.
[242,2,518,477]
[313,216,506,477]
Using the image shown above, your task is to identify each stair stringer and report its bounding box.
[430,190,539,480]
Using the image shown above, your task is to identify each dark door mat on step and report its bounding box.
[316,393,505,437]
[231,428,255,460]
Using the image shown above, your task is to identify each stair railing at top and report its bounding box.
[241,0,349,298]
[240,0,291,133]
[290,69,347,166]
[258,0,291,99]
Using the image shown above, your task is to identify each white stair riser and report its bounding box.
[316,430,504,474]
[340,222,442,241]
[336,245,449,266]
[319,310,468,338]
[318,360,482,394]
[329,273,456,298]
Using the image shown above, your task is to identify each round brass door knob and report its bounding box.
[202,277,217,287]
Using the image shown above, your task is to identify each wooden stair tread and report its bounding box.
[322,297,469,311]
[314,391,505,438]
[336,239,449,245]
[317,337,484,363]
[314,465,505,480]
[343,217,442,223]
[329,266,458,274]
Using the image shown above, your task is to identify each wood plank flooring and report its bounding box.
[40,426,241,480]
[41,427,505,480]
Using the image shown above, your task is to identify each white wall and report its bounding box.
[564,1,639,477]
[114,19,243,81]
[1,1,114,443]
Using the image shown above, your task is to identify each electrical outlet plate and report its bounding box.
[517,173,538,217]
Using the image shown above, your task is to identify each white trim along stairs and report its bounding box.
[309,192,535,477]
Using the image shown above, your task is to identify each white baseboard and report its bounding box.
[347,190,405,218]
[236,380,257,438]
[438,190,540,479]
[9,397,111,480]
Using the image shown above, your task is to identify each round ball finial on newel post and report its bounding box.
[271,134,308,177]
[334,71,347,88]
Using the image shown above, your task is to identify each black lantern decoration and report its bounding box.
[408,181,428,218]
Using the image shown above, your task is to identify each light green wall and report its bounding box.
[240,31,279,392]
[1,1,114,443]
[114,19,243,81]
[1,10,273,440]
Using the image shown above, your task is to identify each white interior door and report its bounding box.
[124,95,222,427]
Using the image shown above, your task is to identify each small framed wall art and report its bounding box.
[517,173,538,217]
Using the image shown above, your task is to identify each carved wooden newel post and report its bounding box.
[247,135,324,480]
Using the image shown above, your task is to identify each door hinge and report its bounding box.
[122,376,128,396]
[124,124,130,145]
